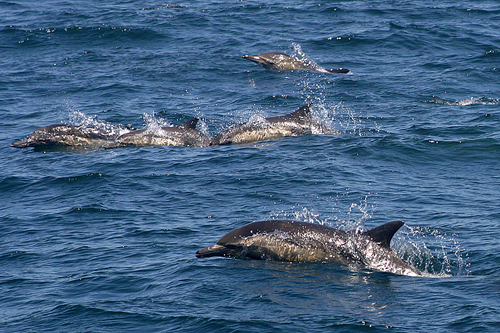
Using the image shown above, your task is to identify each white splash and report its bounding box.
[290,42,325,72]
[67,108,128,137]
[392,225,470,277]
[142,112,172,133]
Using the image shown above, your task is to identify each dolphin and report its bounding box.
[210,104,339,146]
[103,117,211,148]
[11,124,116,149]
[242,52,349,73]
[196,220,422,276]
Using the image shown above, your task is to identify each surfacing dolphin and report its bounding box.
[242,52,349,73]
[210,104,339,146]
[103,117,211,148]
[11,124,116,150]
[196,220,422,276]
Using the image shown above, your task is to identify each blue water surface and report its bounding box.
[1,1,500,332]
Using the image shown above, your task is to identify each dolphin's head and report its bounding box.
[242,54,275,69]
[242,52,292,70]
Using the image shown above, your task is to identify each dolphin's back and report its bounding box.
[103,117,210,148]
[209,104,333,146]
[11,124,114,149]
[218,220,344,243]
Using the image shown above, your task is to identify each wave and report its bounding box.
[2,24,166,48]
[423,97,500,106]
[140,4,188,11]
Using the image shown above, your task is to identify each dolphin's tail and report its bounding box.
[327,68,350,74]
[196,244,231,258]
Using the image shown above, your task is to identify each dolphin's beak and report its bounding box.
[242,55,260,62]
[196,244,229,258]
[11,140,29,148]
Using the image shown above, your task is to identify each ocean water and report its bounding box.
[1,0,500,331]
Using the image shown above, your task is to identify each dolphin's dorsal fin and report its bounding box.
[266,103,313,124]
[290,103,312,118]
[278,103,313,122]
[364,221,404,250]
[179,117,199,130]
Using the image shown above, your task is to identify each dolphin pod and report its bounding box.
[242,52,349,74]
[11,104,338,150]
[196,220,422,276]
[10,50,427,276]
[12,49,347,150]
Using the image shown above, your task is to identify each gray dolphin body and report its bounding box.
[103,117,211,148]
[11,124,116,149]
[210,104,338,146]
[242,52,349,73]
[196,220,422,276]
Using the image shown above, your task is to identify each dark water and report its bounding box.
[1,1,500,331]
